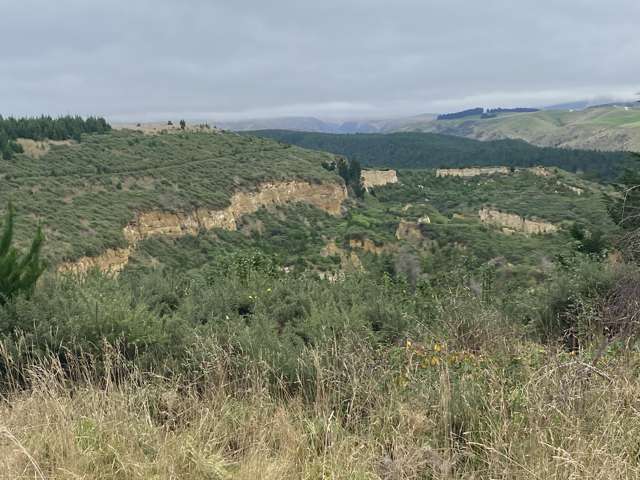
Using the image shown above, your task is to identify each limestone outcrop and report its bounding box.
[16,138,74,158]
[436,166,557,179]
[348,238,386,254]
[123,181,346,243]
[58,247,133,275]
[361,170,398,190]
[529,166,553,177]
[436,167,510,178]
[478,208,558,235]
[395,221,425,243]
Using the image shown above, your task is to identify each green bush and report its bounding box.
[0,204,45,305]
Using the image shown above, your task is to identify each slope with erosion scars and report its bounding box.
[59,180,347,274]
[361,169,398,190]
[479,208,558,235]
[436,167,511,178]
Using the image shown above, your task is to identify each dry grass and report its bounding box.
[2,338,640,480]
[16,138,75,158]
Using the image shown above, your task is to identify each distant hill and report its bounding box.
[214,114,437,134]
[393,105,640,151]
[247,130,633,180]
[214,104,640,152]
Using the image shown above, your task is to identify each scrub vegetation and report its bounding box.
[1,121,639,479]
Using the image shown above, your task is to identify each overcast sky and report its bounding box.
[1,0,638,121]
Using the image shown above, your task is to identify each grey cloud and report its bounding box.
[1,0,638,120]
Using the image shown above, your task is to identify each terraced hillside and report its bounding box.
[395,105,640,151]
[0,130,344,265]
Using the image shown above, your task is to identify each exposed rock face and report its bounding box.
[564,184,584,195]
[361,170,398,190]
[529,166,553,177]
[124,181,346,243]
[479,208,558,235]
[61,180,347,274]
[436,166,557,179]
[395,221,424,243]
[320,239,363,275]
[348,238,386,254]
[58,247,133,275]
[436,167,510,178]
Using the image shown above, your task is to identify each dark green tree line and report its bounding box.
[0,115,111,159]
[248,130,633,181]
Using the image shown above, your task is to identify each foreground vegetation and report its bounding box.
[1,119,639,478]
[1,251,639,478]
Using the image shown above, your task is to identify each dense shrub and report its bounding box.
[0,204,45,304]
[534,258,630,347]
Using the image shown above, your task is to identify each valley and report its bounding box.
[0,119,638,479]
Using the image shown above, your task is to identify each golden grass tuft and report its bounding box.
[2,339,640,479]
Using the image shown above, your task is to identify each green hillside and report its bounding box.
[0,129,339,262]
[247,129,632,180]
[395,105,640,151]
[127,161,616,293]
[2,122,639,479]
[0,126,616,275]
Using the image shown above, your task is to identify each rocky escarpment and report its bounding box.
[478,208,558,235]
[348,238,386,254]
[59,180,347,274]
[123,181,345,243]
[361,169,398,190]
[395,221,425,243]
[58,248,134,275]
[436,167,511,178]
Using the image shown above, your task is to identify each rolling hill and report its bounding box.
[0,126,618,278]
[220,105,640,152]
[395,104,640,151]
[0,129,343,265]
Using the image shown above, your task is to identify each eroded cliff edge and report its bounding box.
[59,180,347,274]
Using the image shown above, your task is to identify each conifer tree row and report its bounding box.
[0,115,111,159]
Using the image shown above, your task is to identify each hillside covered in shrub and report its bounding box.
[1,124,639,478]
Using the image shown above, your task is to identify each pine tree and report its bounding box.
[609,154,640,231]
[0,204,45,304]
